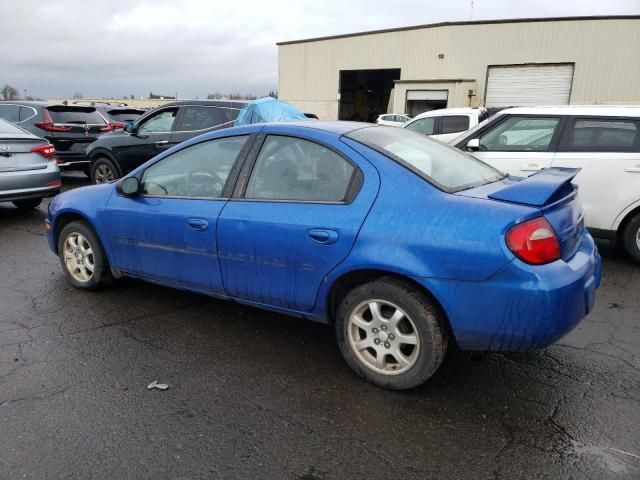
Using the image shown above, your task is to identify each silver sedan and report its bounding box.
[0,117,60,210]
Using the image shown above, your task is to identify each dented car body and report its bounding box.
[46,122,601,387]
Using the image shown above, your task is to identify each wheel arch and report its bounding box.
[88,149,122,177]
[325,268,454,343]
[615,204,640,240]
[52,211,96,253]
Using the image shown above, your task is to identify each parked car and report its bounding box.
[0,117,60,210]
[94,105,145,129]
[0,101,113,173]
[376,114,411,126]
[453,106,640,263]
[86,100,246,184]
[46,122,600,389]
[403,107,499,143]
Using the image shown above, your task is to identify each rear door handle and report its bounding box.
[625,165,640,173]
[307,229,338,245]
[521,163,544,172]
[155,140,169,146]
[186,218,209,231]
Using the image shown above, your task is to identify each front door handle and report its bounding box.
[155,140,169,146]
[186,218,209,231]
[307,229,338,245]
[625,165,640,173]
[521,163,544,172]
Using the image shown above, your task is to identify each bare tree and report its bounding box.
[72,92,84,99]
[1,84,20,101]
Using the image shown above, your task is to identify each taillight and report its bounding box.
[31,144,57,159]
[506,217,561,265]
[110,122,125,129]
[100,124,115,132]
[34,109,71,132]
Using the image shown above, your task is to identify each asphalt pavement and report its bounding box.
[0,174,638,479]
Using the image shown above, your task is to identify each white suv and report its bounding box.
[403,107,491,143]
[454,106,640,263]
[376,114,411,126]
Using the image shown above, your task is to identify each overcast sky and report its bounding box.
[1,0,638,99]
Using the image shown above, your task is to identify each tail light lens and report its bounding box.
[506,217,561,265]
[109,122,125,129]
[31,144,57,159]
[34,109,72,132]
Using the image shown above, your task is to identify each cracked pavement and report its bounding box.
[1,174,639,479]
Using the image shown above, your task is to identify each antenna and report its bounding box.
[470,0,474,20]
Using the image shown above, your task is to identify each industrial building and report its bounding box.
[277,16,640,121]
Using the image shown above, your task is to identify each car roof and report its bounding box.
[159,99,249,108]
[411,108,479,120]
[260,120,371,135]
[496,105,640,117]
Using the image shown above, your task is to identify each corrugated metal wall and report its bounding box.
[278,18,640,120]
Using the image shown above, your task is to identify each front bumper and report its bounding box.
[414,231,601,352]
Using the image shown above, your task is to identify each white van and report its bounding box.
[453,106,640,263]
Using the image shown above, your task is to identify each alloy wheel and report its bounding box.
[347,299,420,375]
[94,164,115,184]
[63,233,95,282]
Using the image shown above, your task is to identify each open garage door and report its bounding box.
[485,64,574,107]
[339,69,401,122]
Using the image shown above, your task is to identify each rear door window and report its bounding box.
[561,118,639,152]
[175,106,222,131]
[404,117,435,135]
[479,116,560,151]
[0,104,20,123]
[245,136,355,202]
[441,115,470,134]
[47,107,106,125]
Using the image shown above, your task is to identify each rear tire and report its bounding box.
[91,157,119,184]
[335,277,448,390]
[58,221,113,290]
[621,213,640,264]
[13,198,42,210]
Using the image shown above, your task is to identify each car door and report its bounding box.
[104,135,252,294]
[171,105,224,145]
[470,115,563,176]
[552,116,640,231]
[216,128,379,312]
[113,107,180,174]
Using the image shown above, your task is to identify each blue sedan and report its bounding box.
[46,122,601,389]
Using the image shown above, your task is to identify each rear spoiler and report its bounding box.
[488,167,580,207]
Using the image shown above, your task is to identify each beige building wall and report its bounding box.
[278,17,640,120]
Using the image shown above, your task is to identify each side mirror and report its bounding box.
[117,177,140,196]
[466,138,480,151]
[123,122,135,134]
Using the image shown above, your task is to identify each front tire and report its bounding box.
[58,221,112,289]
[91,157,119,184]
[13,198,42,210]
[621,213,640,264]
[335,278,448,390]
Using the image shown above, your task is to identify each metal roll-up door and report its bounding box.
[485,64,574,107]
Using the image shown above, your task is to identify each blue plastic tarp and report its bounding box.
[234,97,308,126]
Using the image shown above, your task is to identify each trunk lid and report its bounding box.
[0,137,50,172]
[457,168,585,261]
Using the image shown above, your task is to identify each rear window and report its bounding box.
[47,107,106,125]
[0,116,27,134]
[107,110,143,122]
[347,126,505,192]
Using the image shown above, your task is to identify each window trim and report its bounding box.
[557,116,640,153]
[232,133,363,205]
[130,133,255,201]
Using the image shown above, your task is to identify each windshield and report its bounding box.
[347,126,505,192]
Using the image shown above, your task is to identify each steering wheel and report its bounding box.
[187,170,224,198]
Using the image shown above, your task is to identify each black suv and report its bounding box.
[86,100,246,183]
[0,101,113,173]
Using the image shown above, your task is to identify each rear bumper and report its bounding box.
[0,163,61,202]
[414,231,601,352]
